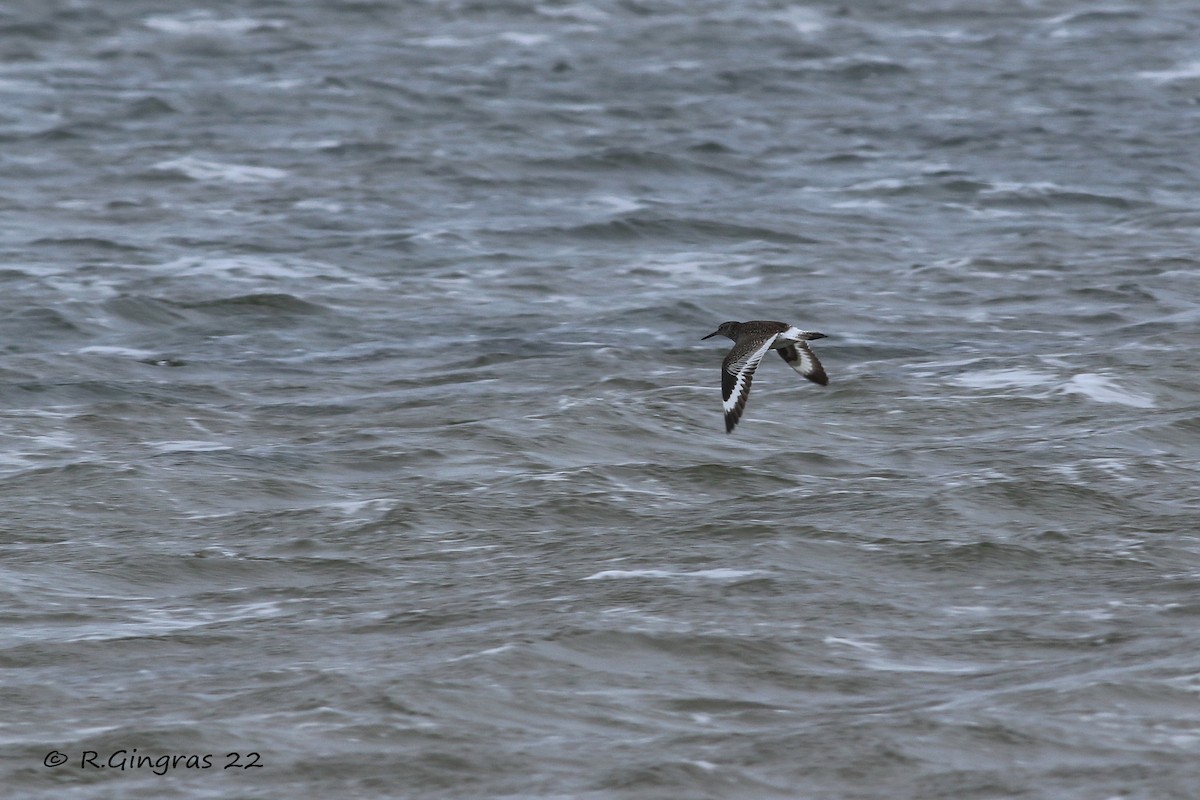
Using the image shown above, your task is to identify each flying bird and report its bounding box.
[702,320,829,433]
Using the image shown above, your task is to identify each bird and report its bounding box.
[701,320,828,433]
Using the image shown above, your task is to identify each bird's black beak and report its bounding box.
[701,330,719,340]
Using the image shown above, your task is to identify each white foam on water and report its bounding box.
[411,35,476,48]
[625,254,760,288]
[960,205,1023,219]
[846,177,908,192]
[147,440,232,453]
[433,544,503,554]
[415,32,547,48]
[1089,457,1138,482]
[1062,373,1156,408]
[155,253,380,289]
[324,498,397,518]
[28,430,77,450]
[498,32,551,47]
[287,139,343,151]
[1138,61,1200,83]
[583,568,764,581]
[588,195,645,214]
[831,199,888,209]
[980,179,1065,197]
[0,78,42,91]
[64,600,287,643]
[153,156,288,183]
[950,368,1060,391]
[862,658,984,675]
[882,26,992,44]
[294,198,345,213]
[528,471,572,482]
[143,12,285,35]
[824,636,882,652]
[950,368,1155,408]
[944,606,995,616]
[776,7,828,35]
[159,253,299,281]
[827,636,982,673]
[1051,457,1141,485]
[446,643,518,663]
[77,345,159,359]
[535,3,609,22]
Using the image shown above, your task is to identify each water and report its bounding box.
[4,1,1200,797]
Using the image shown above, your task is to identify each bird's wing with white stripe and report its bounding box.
[721,334,778,433]
[777,341,828,386]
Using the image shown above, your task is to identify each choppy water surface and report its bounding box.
[4,1,1200,797]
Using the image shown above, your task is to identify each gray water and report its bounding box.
[4,1,1200,798]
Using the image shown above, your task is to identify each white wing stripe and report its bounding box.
[722,334,778,414]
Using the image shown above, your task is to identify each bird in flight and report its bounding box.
[702,320,829,433]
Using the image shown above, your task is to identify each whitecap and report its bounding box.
[287,139,343,151]
[588,195,645,214]
[823,636,882,652]
[1061,374,1156,408]
[147,440,232,453]
[535,4,609,22]
[1138,61,1200,83]
[293,198,344,213]
[583,568,764,581]
[446,643,518,663]
[65,600,286,643]
[155,253,383,288]
[980,180,1064,197]
[944,606,995,616]
[498,32,551,47]
[861,657,982,674]
[776,7,827,35]
[143,12,284,35]
[153,156,287,183]
[830,199,887,209]
[323,498,397,518]
[77,345,159,359]
[950,368,1060,391]
[622,254,760,288]
[410,35,475,49]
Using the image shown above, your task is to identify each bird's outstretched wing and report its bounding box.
[721,334,779,433]
[777,341,828,386]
